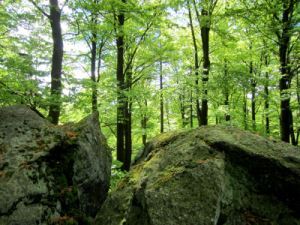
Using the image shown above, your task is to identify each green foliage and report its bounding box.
[110,159,127,190]
[0,0,299,184]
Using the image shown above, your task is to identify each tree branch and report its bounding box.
[28,0,50,18]
[123,18,155,76]
[61,0,69,11]
[131,64,154,86]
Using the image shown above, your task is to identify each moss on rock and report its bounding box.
[95,126,300,225]
[0,105,111,225]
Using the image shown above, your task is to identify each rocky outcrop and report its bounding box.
[0,105,111,225]
[95,126,300,225]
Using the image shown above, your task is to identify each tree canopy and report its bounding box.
[0,0,299,170]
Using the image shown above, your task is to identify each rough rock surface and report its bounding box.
[95,126,300,225]
[0,105,111,225]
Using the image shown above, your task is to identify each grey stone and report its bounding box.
[0,105,111,225]
[95,126,300,225]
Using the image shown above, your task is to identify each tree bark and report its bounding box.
[278,0,295,143]
[296,73,300,145]
[200,9,210,126]
[141,99,148,146]
[159,59,164,133]
[192,0,217,125]
[243,89,248,130]
[190,90,193,128]
[187,0,201,126]
[179,92,185,128]
[264,54,270,135]
[250,61,256,131]
[90,0,100,113]
[224,60,230,121]
[123,100,132,171]
[91,31,98,112]
[116,0,126,162]
[122,66,132,171]
[48,0,63,125]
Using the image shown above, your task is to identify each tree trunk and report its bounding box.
[243,89,248,130]
[90,0,99,113]
[48,0,63,125]
[123,100,132,171]
[278,0,294,143]
[116,0,126,162]
[264,55,270,135]
[141,99,148,146]
[179,93,185,128]
[91,31,98,112]
[190,90,193,128]
[122,66,132,171]
[224,60,230,121]
[250,61,256,131]
[200,9,210,126]
[187,0,201,126]
[159,59,164,133]
[296,73,300,145]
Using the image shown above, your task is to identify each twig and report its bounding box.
[28,0,50,18]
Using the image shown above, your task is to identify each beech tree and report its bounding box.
[239,0,299,143]
[276,0,298,144]
[187,0,201,126]
[115,0,126,165]
[1,0,300,176]
[70,0,112,113]
[192,0,218,125]
[113,0,163,170]
[29,0,66,124]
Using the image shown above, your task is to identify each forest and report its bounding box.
[0,0,299,172]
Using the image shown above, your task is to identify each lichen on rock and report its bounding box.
[0,105,111,225]
[95,126,300,225]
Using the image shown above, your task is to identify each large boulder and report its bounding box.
[95,126,300,225]
[0,105,111,225]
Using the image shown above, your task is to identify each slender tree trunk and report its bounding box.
[91,31,98,112]
[179,92,186,128]
[224,91,230,122]
[48,0,63,125]
[216,115,219,125]
[224,60,230,121]
[250,61,256,131]
[264,55,270,135]
[123,100,132,170]
[290,110,296,145]
[297,73,300,144]
[159,59,164,133]
[190,90,193,128]
[116,0,126,162]
[200,9,210,126]
[187,0,201,126]
[191,0,216,126]
[141,99,148,146]
[278,0,294,143]
[297,73,300,118]
[295,73,300,145]
[90,0,99,113]
[243,89,248,130]
[123,66,132,171]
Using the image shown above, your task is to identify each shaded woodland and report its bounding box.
[0,0,299,170]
